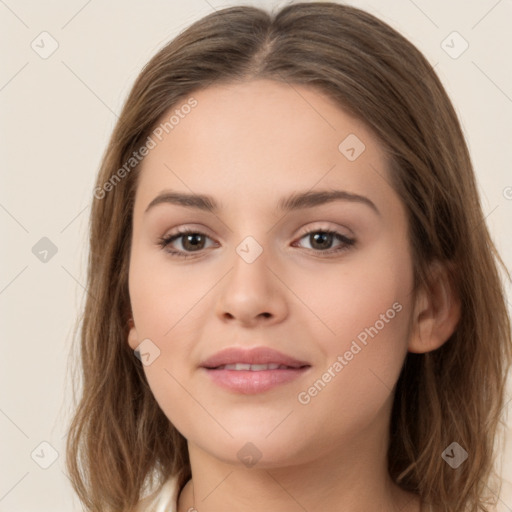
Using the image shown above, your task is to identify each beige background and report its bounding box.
[1,0,511,510]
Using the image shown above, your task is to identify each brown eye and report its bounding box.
[295,229,355,255]
[179,232,207,251]
[158,229,216,258]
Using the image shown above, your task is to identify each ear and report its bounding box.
[408,260,461,354]
[127,317,139,351]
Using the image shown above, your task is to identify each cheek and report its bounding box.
[128,253,217,434]
[129,251,211,339]
[292,242,413,347]
[291,245,413,412]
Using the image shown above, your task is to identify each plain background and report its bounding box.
[1,0,511,510]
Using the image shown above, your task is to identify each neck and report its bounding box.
[177,408,420,512]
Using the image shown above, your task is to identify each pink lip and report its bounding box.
[200,346,311,394]
[200,346,309,369]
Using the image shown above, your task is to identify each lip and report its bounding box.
[200,346,311,394]
[200,346,309,369]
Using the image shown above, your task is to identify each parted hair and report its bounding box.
[65,2,512,511]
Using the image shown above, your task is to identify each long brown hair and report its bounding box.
[65,3,512,511]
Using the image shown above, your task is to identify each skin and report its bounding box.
[128,79,460,512]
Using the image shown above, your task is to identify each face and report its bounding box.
[127,79,416,468]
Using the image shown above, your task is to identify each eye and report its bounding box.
[157,227,356,259]
[293,228,355,256]
[157,229,217,259]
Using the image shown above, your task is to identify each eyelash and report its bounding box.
[157,227,356,259]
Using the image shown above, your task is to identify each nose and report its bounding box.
[215,246,288,327]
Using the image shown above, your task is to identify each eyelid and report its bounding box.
[296,221,353,238]
[159,222,348,243]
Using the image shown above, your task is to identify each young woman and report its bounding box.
[66,3,512,511]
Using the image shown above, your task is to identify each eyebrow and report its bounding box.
[144,189,380,216]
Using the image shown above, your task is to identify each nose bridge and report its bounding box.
[229,234,273,299]
[216,233,287,325]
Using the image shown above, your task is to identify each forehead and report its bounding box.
[133,79,397,218]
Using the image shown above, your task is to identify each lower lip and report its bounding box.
[202,367,310,394]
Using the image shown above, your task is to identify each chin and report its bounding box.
[190,426,313,468]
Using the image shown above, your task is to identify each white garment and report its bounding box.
[135,476,179,512]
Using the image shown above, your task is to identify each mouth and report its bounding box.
[211,363,303,371]
[200,346,311,394]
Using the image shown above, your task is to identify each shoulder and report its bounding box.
[133,476,180,512]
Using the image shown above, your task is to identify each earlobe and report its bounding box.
[408,260,461,354]
[127,317,139,351]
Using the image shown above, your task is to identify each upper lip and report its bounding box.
[200,346,310,369]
